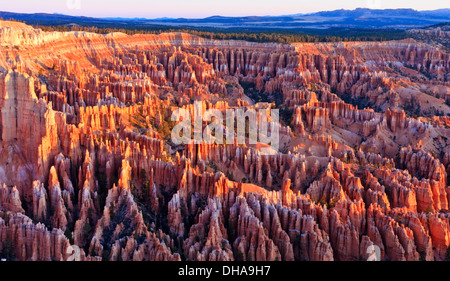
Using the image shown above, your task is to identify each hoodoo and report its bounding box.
[0,20,448,261]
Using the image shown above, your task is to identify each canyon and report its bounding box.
[0,20,449,261]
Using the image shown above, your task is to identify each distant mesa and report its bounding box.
[0,8,449,29]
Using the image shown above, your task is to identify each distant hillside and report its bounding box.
[0,11,108,24]
[408,22,450,49]
[0,8,449,30]
[140,8,450,29]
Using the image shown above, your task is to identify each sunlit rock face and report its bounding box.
[0,20,448,261]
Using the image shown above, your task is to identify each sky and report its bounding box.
[0,0,448,18]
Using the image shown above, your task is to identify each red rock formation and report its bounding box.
[0,21,449,262]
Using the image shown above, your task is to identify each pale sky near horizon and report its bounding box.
[0,0,448,18]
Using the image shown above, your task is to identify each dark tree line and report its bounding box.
[32,22,409,43]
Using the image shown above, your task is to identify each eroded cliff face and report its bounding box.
[0,20,449,261]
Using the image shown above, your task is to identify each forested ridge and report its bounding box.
[0,17,410,43]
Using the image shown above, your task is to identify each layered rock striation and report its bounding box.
[0,21,448,261]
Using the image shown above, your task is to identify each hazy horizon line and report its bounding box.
[1,6,449,20]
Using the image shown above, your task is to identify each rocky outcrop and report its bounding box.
[0,211,98,261]
[0,21,449,262]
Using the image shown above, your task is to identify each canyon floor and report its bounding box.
[0,20,449,261]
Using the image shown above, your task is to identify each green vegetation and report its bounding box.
[100,202,136,260]
[235,251,244,261]
[225,170,234,181]
[158,117,176,143]
[425,205,434,214]
[280,106,294,128]
[133,168,152,203]
[206,162,218,173]
[82,222,92,239]
[314,194,338,209]
[241,81,283,107]
[96,163,111,212]
[227,218,235,238]
[33,23,409,44]
[64,229,74,244]
[128,105,175,144]
[341,93,373,111]
[127,106,151,133]
[424,22,450,29]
